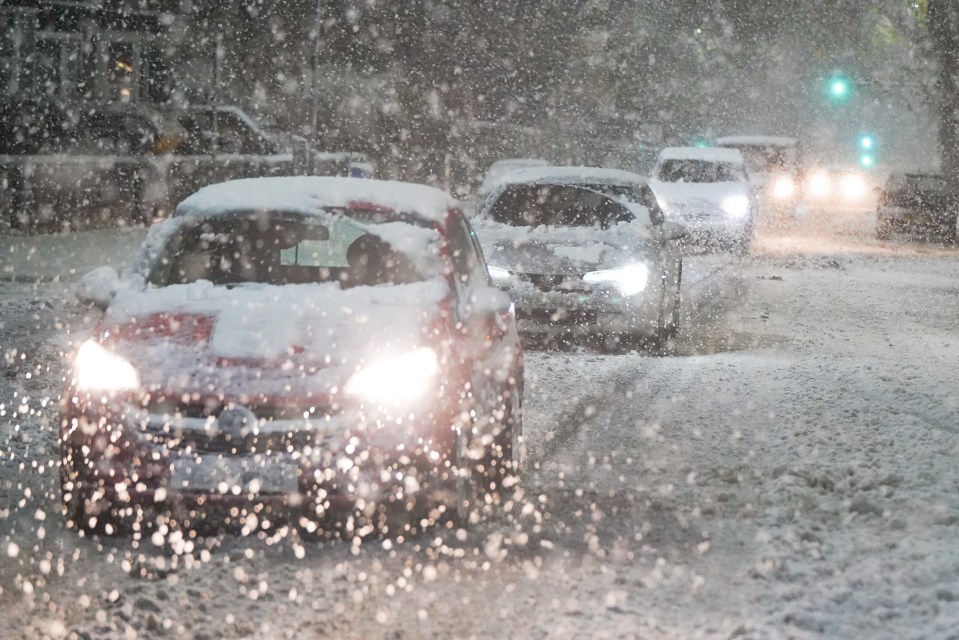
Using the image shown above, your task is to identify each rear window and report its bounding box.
[149,209,438,288]
[488,184,632,228]
[657,159,740,183]
[903,174,946,193]
[720,144,798,173]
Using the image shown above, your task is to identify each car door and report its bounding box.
[445,211,519,433]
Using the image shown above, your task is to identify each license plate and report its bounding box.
[169,455,298,494]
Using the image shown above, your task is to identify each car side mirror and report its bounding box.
[470,286,515,338]
[660,220,689,241]
[76,266,119,309]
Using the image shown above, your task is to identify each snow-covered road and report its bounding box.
[2,208,959,639]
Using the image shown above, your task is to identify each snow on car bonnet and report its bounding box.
[174,176,456,223]
[492,165,647,189]
[714,135,799,147]
[657,146,744,165]
[103,279,448,363]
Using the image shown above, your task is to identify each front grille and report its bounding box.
[517,307,598,325]
[147,400,315,422]
[141,400,338,455]
[514,272,591,293]
[144,424,333,455]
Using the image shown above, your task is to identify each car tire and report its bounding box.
[60,466,125,535]
[659,260,683,342]
[451,375,523,526]
[876,216,891,240]
[937,218,957,244]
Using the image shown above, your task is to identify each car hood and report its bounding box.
[474,221,653,276]
[649,180,748,215]
[97,279,449,402]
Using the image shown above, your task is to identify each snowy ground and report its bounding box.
[1,206,959,639]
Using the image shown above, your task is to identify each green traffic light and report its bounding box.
[859,154,875,168]
[859,134,875,150]
[825,73,853,102]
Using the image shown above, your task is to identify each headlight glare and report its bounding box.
[772,176,796,200]
[74,340,140,392]
[345,347,439,407]
[583,263,649,296]
[721,195,750,218]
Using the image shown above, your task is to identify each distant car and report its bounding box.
[876,173,956,242]
[165,106,372,210]
[477,158,548,195]
[61,176,523,534]
[472,166,686,347]
[715,135,804,215]
[0,101,184,227]
[648,146,754,251]
[803,166,875,209]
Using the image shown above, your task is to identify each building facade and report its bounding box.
[0,0,177,107]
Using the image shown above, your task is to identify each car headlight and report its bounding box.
[74,340,140,392]
[583,263,649,296]
[345,347,439,407]
[721,195,750,218]
[771,176,796,200]
[487,265,511,286]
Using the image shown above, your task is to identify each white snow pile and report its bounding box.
[174,176,457,222]
[95,279,450,400]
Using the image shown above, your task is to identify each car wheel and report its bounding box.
[659,260,683,342]
[60,469,124,535]
[876,217,891,240]
[937,218,957,244]
[60,452,132,535]
[451,376,523,526]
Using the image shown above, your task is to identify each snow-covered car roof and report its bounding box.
[657,146,745,165]
[714,135,800,148]
[174,176,457,222]
[491,165,648,189]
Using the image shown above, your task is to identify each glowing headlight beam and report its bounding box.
[583,263,649,297]
[721,195,750,219]
[74,340,140,392]
[772,176,796,200]
[345,347,439,407]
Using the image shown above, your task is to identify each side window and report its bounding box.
[446,212,489,294]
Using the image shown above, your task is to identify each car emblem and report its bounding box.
[216,405,257,438]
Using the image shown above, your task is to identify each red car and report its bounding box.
[61,177,523,535]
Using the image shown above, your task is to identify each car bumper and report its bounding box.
[879,205,952,227]
[510,287,663,339]
[60,402,460,515]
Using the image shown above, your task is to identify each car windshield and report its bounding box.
[149,209,433,287]
[722,144,797,173]
[489,184,631,227]
[657,159,740,183]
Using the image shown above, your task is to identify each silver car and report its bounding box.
[472,167,687,346]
